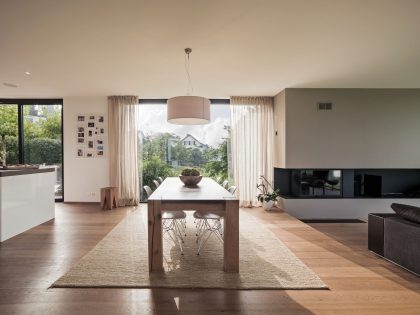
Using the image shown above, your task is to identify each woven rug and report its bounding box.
[52,207,327,289]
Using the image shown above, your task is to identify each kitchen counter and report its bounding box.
[0,167,55,177]
[0,168,55,241]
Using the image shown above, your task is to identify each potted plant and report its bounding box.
[179,168,202,187]
[256,175,280,211]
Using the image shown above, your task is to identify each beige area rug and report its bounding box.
[52,207,327,289]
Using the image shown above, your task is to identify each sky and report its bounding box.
[138,104,230,147]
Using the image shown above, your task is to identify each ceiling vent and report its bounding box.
[3,82,18,88]
[317,102,332,111]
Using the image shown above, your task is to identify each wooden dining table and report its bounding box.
[147,177,240,273]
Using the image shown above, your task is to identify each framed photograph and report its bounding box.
[77,132,84,138]
[87,122,95,128]
[96,145,104,151]
[88,115,96,121]
[86,151,94,158]
[88,140,94,149]
[77,138,85,144]
[87,129,94,138]
[77,126,85,133]
[96,150,104,157]
[77,115,85,122]
[96,139,103,145]
[77,148,84,157]
[97,115,104,123]
[100,128,105,134]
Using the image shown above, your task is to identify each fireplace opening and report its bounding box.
[275,168,420,199]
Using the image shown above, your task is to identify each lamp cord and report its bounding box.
[184,50,194,95]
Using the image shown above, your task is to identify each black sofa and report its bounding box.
[368,211,420,276]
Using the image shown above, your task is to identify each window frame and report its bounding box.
[0,98,64,202]
[138,98,231,202]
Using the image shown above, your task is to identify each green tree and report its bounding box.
[141,155,176,200]
[143,132,177,162]
[171,142,189,162]
[0,105,19,164]
[140,130,231,200]
[190,148,204,166]
[203,138,229,181]
[0,105,18,137]
[40,110,61,140]
[0,105,62,165]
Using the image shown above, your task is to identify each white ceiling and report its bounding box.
[1,0,420,98]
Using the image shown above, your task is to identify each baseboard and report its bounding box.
[301,219,366,223]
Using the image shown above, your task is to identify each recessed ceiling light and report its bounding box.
[25,71,31,75]
[3,82,18,88]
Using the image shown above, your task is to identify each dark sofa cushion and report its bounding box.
[384,216,420,275]
[391,203,420,224]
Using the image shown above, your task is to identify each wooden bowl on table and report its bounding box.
[179,175,202,187]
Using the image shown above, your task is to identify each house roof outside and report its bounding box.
[180,134,208,149]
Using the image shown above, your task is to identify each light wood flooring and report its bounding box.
[0,203,419,314]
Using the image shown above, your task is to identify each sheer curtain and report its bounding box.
[108,96,140,206]
[230,96,274,207]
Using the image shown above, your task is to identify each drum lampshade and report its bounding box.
[167,96,210,125]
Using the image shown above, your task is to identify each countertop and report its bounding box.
[0,168,55,177]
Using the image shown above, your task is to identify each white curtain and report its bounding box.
[230,96,274,207]
[108,96,140,206]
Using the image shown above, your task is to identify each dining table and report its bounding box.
[147,177,240,273]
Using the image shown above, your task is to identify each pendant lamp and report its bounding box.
[167,48,210,125]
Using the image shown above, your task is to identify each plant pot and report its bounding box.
[179,175,202,187]
[262,200,275,211]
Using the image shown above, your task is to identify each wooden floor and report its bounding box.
[0,203,419,315]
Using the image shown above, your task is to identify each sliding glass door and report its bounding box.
[23,104,63,199]
[137,99,232,201]
[0,100,63,201]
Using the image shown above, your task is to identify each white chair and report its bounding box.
[143,185,153,198]
[221,180,228,189]
[228,185,237,195]
[158,176,164,184]
[144,185,187,254]
[193,185,237,255]
[153,180,160,189]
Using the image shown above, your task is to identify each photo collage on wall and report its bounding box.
[76,114,105,158]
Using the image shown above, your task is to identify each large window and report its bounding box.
[138,100,231,201]
[0,104,19,164]
[0,99,63,201]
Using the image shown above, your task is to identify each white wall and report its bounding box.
[278,198,420,220]
[63,96,109,202]
[273,88,420,219]
[276,88,420,168]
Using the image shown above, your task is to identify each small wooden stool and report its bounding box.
[100,187,118,210]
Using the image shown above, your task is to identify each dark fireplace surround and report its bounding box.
[274,168,420,199]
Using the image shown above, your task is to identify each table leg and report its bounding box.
[148,199,163,272]
[223,199,239,272]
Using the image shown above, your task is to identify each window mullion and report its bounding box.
[17,104,24,163]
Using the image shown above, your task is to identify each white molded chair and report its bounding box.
[193,185,237,255]
[158,176,164,184]
[144,185,187,254]
[221,180,229,189]
[153,180,160,189]
[228,185,237,195]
